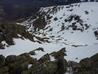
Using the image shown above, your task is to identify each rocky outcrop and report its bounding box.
[0,23,35,49]
[0,48,68,74]
[94,30,98,39]
[73,53,98,74]
[50,48,67,74]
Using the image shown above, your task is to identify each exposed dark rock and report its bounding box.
[38,53,50,64]
[50,48,67,74]
[0,55,5,67]
[94,30,98,39]
[33,16,47,31]
[0,48,68,74]
[51,48,66,59]
[0,66,9,74]
[85,11,89,14]
[74,53,98,74]
[0,43,5,49]
[54,17,58,21]
[34,47,44,52]
[60,24,65,31]
[5,55,17,64]
[44,61,57,74]
[29,51,36,55]
[64,15,90,32]
[0,23,35,49]
[49,28,53,31]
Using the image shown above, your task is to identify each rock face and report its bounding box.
[0,48,67,74]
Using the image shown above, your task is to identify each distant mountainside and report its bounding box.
[1,0,98,21]
[18,2,98,62]
[0,2,98,63]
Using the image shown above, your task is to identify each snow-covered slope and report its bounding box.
[1,2,98,62]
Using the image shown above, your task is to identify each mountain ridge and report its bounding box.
[1,0,98,21]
